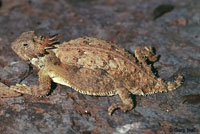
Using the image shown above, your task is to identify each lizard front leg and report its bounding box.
[0,82,21,98]
[10,68,51,97]
[108,82,134,116]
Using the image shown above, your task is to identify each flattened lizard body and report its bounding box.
[0,31,183,115]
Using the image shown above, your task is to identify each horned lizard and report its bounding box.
[0,31,183,115]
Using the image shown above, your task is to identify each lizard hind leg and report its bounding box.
[135,46,159,64]
[108,82,134,116]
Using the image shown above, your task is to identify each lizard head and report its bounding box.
[11,31,39,61]
[11,31,58,61]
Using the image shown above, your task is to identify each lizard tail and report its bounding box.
[145,74,184,95]
[166,74,184,91]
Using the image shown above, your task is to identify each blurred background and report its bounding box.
[0,0,199,134]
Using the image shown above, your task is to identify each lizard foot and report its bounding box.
[108,103,132,116]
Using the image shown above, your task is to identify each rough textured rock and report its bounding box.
[0,0,199,134]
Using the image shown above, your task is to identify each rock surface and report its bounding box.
[0,0,199,134]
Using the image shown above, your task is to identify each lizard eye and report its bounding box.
[23,44,28,47]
